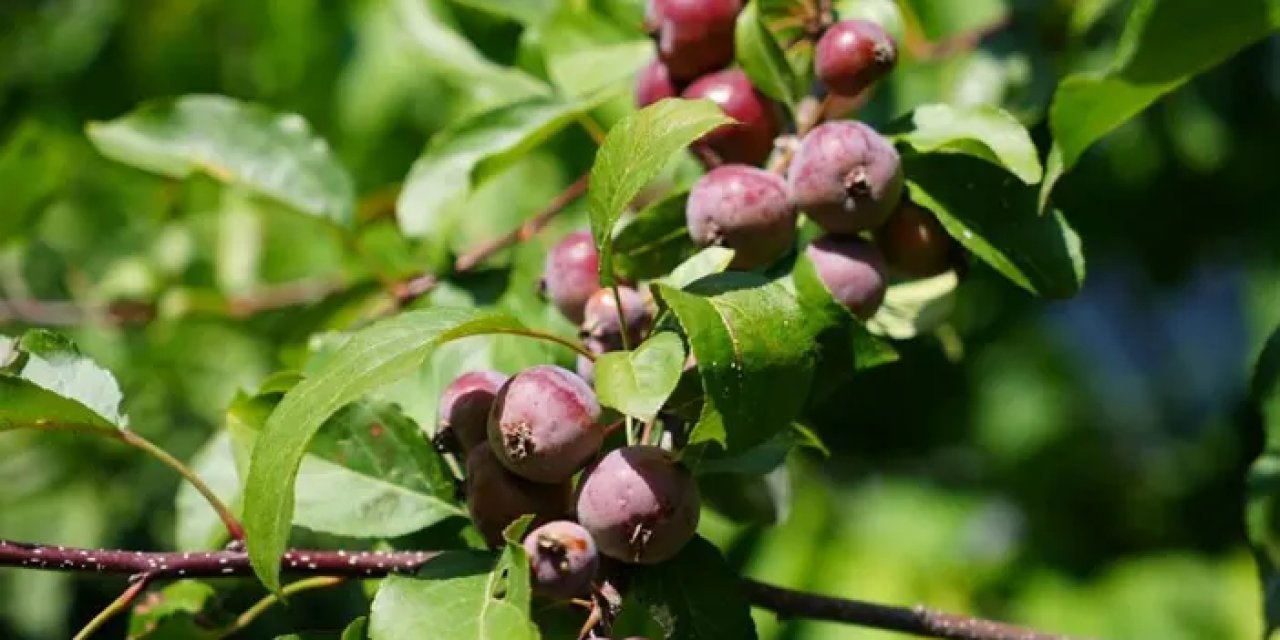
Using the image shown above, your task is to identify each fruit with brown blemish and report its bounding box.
[523,520,600,598]
[465,443,574,547]
[576,446,700,564]
[686,164,796,269]
[487,365,604,483]
[815,20,897,97]
[787,121,903,233]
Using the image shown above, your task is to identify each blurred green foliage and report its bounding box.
[1,0,1278,638]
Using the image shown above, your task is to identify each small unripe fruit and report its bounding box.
[581,286,654,351]
[542,231,602,324]
[788,121,903,233]
[649,0,742,81]
[437,370,509,453]
[466,443,573,547]
[877,200,952,278]
[682,69,779,166]
[805,235,887,319]
[686,165,796,269]
[523,520,600,598]
[577,446,700,564]
[488,365,604,483]
[635,58,678,108]
[815,20,897,97]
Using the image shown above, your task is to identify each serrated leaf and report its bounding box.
[659,247,737,290]
[243,308,526,592]
[595,332,686,422]
[613,190,698,282]
[397,97,591,237]
[369,551,539,640]
[0,330,126,432]
[866,271,960,340]
[695,424,827,476]
[127,580,220,639]
[589,99,732,286]
[87,95,354,228]
[654,274,815,453]
[615,537,757,640]
[1043,0,1280,206]
[735,2,801,108]
[905,153,1085,298]
[891,103,1042,184]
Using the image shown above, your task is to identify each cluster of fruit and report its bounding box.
[433,0,961,609]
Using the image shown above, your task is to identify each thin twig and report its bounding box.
[451,174,591,274]
[72,573,152,640]
[0,539,436,579]
[742,579,1080,640]
[217,576,346,638]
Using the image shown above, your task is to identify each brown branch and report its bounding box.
[452,174,591,274]
[0,539,435,579]
[742,579,1080,640]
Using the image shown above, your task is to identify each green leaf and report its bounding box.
[616,537,758,640]
[613,190,698,282]
[700,464,791,525]
[891,103,1042,184]
[0,330,126,432]
[87,95,355,228]
[1045,0,1280,203]
[243,308,526,592]
[397,97,591,237]
[369,551,539,640]
[589,99,732,286]
[175,431,243,551]
[659,247,738,290]
[654,274,815,453]
[905,153,1085,298]
[595,331,686,422]
[735,2,801,108]
[445,0,555,25]
[342,618,369,640]
[695,424,827,476]
[127,580,220,639]
[1248,326,1280,634]
[791,253,899,370]
[866,270,961,340]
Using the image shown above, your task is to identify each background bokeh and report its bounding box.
[1,0,1277,638]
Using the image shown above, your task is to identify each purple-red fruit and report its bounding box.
[466,443,573,547]
[636,58,678,108]
[787,121,903,233]
[523,520,600,598]
[581,286,653,351]
[543,231,602,324]
[682,68,779,166]
[648,0,742,81]
[686,165,796,269]
[815,20,897,97]
[877,200,952,277]
[438,370,509,453]
[488,365,604,483]
[577,446,700,564]
[806,235,887,319]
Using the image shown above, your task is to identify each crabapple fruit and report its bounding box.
[815,20,897,97]
[577,446,700,564]
[635,58,678,108]
[649,0,742,81]
[523,520,600,598]
[682,68,779,166]
[686,165,796,269]
[877,200,953,277]
[805,235,887,319]
[488,365,604,483]
[581,286,653,351]
[542,231,602,324]
[466,443,573,547]
[787,121,903,233]
[437,370,508,453]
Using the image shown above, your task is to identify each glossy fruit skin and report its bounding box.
[581,286,653,351]
[523,520,600,598]
[682,68,779,166]
[648,0,742,81]
[466,443,574,547]
[815,20,897,97]
[686,165,796,269]
[635,58,679,108]
[488,365,604,484]
[805,235,887,319]
[877,200,952,277]
[543,231,602,325]
[787,121,903,233]
[438,370,509,453]
[577,446,700,564]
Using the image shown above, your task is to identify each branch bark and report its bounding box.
[742,579,1080,640]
